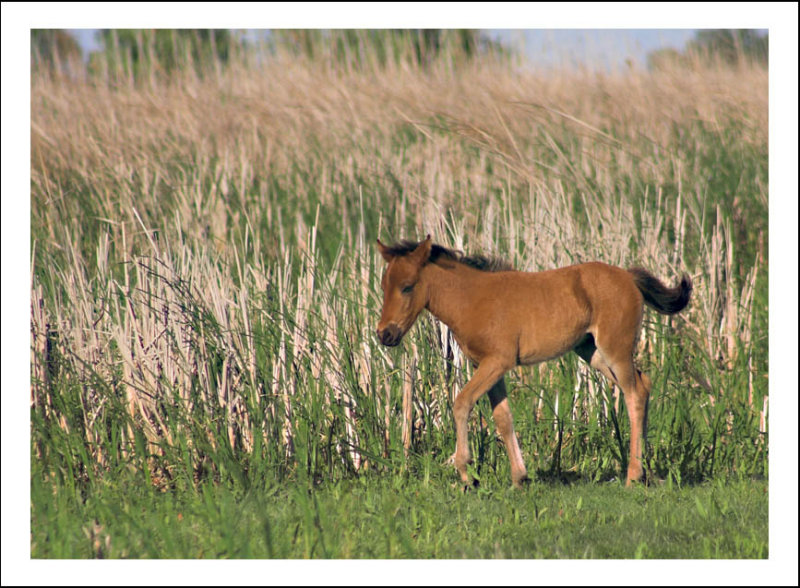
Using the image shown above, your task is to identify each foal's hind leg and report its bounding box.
[613,361,651,485]
[487,378,529,488]
[574,335,651,485]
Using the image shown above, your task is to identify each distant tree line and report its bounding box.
[36,29,766,79]
[647,29,768,70]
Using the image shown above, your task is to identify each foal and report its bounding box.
[375,236,691,488]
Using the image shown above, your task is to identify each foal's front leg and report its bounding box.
[453,359,511,487]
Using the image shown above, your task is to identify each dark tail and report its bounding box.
[628,267,692,315]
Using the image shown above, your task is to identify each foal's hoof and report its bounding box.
[461,479,480,493]
[625,469,652,487]
[625,474,653,488]
[512,476,532,490]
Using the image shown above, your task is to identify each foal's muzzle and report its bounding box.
[377,324,402,347]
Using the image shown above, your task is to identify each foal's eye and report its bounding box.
[401,284,415,295]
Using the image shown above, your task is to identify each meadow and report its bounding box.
[30,33,768,559]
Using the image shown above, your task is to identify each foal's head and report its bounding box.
[375,236,433,347]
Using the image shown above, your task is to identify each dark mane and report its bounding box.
[384,240,513,273]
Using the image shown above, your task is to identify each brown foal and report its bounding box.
[376,236,691,488]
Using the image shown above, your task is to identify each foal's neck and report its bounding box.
[424,262,485,334]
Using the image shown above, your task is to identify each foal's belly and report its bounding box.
[513,300,591,365]
[517,326,588,365]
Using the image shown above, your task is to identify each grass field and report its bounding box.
[32,471,767,559]
[28,31,769,560]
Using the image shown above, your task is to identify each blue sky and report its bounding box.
[67,28,702,70]
[485,29,699,69]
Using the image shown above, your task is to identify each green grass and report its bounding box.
[31,467,767,559]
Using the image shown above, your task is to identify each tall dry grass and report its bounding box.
[30,45,767,486]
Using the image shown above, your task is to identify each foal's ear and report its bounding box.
[410,234,433,265]
[377,239,394,263]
